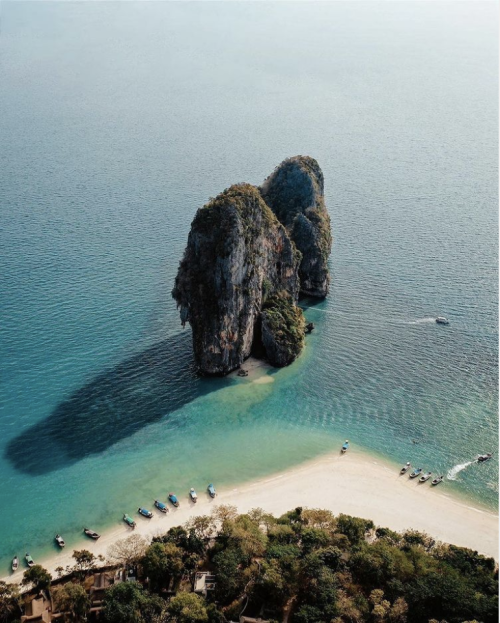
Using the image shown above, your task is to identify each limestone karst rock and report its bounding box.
[260,156,332,298]
[172,184,302,375]
[173,157,332,375]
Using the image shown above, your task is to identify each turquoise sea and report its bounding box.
[0,2,498,570]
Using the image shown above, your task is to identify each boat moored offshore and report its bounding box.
[12,556,19,572]
[55,534,65,548]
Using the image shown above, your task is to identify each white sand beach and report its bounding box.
[3,448,497,585]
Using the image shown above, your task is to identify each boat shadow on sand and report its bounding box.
[5,332,230,476]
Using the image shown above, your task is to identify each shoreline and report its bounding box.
[3,446,497,584]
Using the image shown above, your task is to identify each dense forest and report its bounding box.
[1,506,497,623]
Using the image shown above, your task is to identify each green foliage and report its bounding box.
[11,508,498,623]
[375,526,401,545]
[52,582,90,623]
[301,527,332,552]
[212,547,246,603]
[101,581,163,623]
[142,542,184,592]
[153,526,205,557]
[336,514,374,546]
[0,582,21,623]
[71,550,96,575]
[261,292,305,363]
[167,592,208,623]
[21,565,52,592]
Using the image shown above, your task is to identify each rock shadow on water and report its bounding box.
[5,333,230,476]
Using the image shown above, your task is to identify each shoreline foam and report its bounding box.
[3,447,497,584]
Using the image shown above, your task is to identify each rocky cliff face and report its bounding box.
[173,157,332,375]
[260,156,332,298]
[172,184,302,375]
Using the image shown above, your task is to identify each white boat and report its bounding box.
[419,471,432,483]
[436,317,449,325]
[12,556,19,572]
[400,462,411,475]
[189,488,198,503]
[431,475,444,486]
[55,534,65,548]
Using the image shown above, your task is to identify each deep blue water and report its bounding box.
[0,1,498,569]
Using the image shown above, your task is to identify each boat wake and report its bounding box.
[407,317,436,325]
[447,461,475,481]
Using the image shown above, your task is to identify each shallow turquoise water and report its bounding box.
[0,2,497,571]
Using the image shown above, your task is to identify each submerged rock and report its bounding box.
[173,157,332,375]
[260,156,332,298]
[172,184,301,375]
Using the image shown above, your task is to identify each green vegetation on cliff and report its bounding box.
[261,292,305,367]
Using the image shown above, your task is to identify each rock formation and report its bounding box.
[260,156,332,298]
[172,157,332,375]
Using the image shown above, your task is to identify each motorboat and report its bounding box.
[436,317,449,325]
[190,488,198,503]
[168,493,179,507]
[123,514,136,528]
[12,556,19,572]
[55,534,65,548]
[477,453,493,463]
[341,440,349,454]
[419,471,432,483]
[138,508,153,518]
[25,553,34,568]
[207,483,216,498]
[400,462,411,475]
[154,500,169,513]
[409,467,423,479]
[431,475,444,486]
[83,528,101,540]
